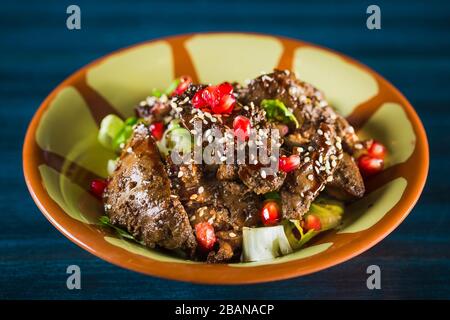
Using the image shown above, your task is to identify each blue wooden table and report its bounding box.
[1,0,449,299]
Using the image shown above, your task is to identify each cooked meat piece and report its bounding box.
[189,206,232,231]
[220,181,261,228]
[165,158,204,204]
[216,164,239,181]
[104,124,196,254]
[242,69,362,152]
[238,164,286,194]
[207,231,242,263]
[326,153,365,201]
[171,84,285,195]
[135,96,171,123]
[281,123,342,219]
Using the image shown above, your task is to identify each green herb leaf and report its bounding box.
[98,216,142,243]
[151,88,162,98]
[264,191,281,201]
[260,99,299,128]
[164,78,181,96]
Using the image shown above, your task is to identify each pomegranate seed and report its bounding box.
[201,86,219,107]
[191,83,235,114]
[90,179,107,199]
[149,122,164,141]
[367,140,387,160]
[212,94,235,114]
[233,115,251,141]
[304,214,321,231]
[192,90,207,108]
[216,82,233,96]
[279,155,301,172]
[173,75,192,96]
[195,222,216,251]
[358,155,384,177]
[261,201,281,226]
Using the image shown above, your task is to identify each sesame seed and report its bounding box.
[178,171,184,178]
[336,142,342,150]
[308,146,314,152]
[190,194,198,200]
[317,129,323,135]
[307,174,314,181]
[261,170,267,179]
[198,186,204,194]
[326,176,334,182]
[229,232,237,238]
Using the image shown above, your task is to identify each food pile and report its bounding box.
[91,70,387,263]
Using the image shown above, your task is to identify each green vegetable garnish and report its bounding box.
[283,198,344,250]
[260,99,299,128]
[157,120,192,156]
[98,114,125,150]
[164,78,181,96]
[264,191,281,201]
[307,198,344,231]
[98,216,142,243]
[98,115,139,153]
[112,125,134,152]
[124,116,138,126]
[151,88,162,98]
[242,226,293,262]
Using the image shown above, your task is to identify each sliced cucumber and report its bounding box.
[242,226,293,262]
[98,115,125,151]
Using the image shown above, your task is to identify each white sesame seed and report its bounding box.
[307,174,314,181]
[190,194,198,200]
[198,186,204,194]
[261,170,267,179]
[327,176,334,182]
[178,171,184,178]
[229,232,237,238]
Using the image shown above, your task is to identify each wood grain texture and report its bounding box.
[1,0,449,299]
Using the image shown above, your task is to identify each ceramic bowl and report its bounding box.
[23,33,428,284]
